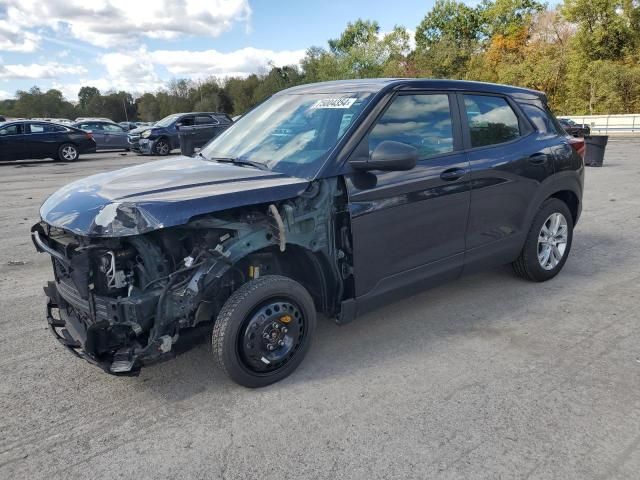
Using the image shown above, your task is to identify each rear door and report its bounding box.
[460,93,554,268]
[102,123,128,149]
[0,123,26,160]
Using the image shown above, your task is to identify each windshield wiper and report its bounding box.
[210,156,269,171]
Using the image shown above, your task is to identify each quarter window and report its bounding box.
[369,94,454,158]
[464,95,521,147]
[520,104,559,134]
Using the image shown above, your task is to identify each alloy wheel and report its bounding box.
[61,146,77,161]
[537,212,568,270]
[156,140,169,155]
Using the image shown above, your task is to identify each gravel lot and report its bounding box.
[1,142,639,480]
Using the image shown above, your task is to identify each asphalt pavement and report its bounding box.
[0,143,639,479]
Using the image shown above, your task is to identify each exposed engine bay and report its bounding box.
[32,178,352,374]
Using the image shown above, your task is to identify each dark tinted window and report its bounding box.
[520,104,558,134]
[369,94,454,158]
[464,95,520,147]
[0,124,21,135]
[195,115,217,125]
[179,116,195,126]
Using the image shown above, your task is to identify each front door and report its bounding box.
[194,114,218,147]
[345,92,470,303]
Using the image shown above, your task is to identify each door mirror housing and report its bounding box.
[350,140,418,172]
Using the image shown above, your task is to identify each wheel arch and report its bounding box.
[229,244,340,314]
[523,172,583,232]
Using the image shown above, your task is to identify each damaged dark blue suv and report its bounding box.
[32,79,584,387]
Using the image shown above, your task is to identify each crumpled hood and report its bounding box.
[40,156,309,237]
[128,126,151,135]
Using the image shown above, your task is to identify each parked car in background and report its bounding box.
[0,120,95,161]
[0,116,5,122]
[75,117,113,123]
[558,118,590,137]
[32,79,584,387]
[72,120,129,151]
[128,112,232,155]
[118,121,138,131]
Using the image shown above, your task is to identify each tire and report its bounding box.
[212,275,317,388]
[57,143,79,162]
[154,138,170,156]
[512,198,574,282]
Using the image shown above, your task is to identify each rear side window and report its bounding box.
[369,93,454,158]
[520,104,559,134]
[464,95,520,147]
[29,123,63,133]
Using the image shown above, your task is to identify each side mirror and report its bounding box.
[350,140,418,172]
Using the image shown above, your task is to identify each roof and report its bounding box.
[278,78,545,100]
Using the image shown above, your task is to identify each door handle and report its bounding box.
[529,153,548,165]
[440,168,467,181]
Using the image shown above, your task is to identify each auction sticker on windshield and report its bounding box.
[310,98,357,109]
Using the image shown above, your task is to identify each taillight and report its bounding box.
[568,137,585,160]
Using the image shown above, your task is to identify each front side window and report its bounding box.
[464,95,521,148]
[201,92,372,179]
[369,94,454,158]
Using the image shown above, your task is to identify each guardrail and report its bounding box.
[559,114,640,136]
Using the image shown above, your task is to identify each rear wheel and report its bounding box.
[212,275,316,388]
[512,198,573,282]
[57,143,79,162]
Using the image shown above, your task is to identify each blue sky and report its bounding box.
[0,0,438,101]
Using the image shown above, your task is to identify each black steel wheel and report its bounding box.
[212,275,316,388]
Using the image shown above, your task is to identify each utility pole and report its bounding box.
[123,96,129,122]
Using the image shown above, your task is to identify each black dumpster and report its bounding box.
[178,125,197,156]
[584,135,608,167]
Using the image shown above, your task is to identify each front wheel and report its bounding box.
[57,143,79,162]
[154,138,170,156]
[212,275,317,388]
[512,198,574,282]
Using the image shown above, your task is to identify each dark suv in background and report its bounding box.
[33,79,583,387]
[128,112,233,155]
[558,118,591,137]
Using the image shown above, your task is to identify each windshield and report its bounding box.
[154,114,180,128]
[200,92,372,178]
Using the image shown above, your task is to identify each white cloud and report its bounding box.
[0,62,87,80]
[0,90,13,100]
[149,47,306,78]
[0,19,40,52]
[2,0,251,48]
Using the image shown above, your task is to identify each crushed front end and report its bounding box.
[31,178,347,375]
[32,226,187,374]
